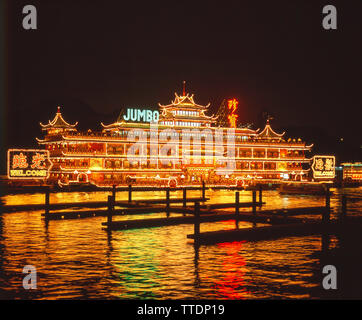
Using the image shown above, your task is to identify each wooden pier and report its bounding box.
[4,197,209,213]
[187,221,333,244]
[3,184,267,222]
[100,186,362,244]
[101,205,326,230]
[102,188,330,232]
[187,217,362,244]
[6,185,357,249]
[102,189,267,230]
[2,184,209,213]
[2,182,274,195]
[102,208,292,230]
[186,190,362,245]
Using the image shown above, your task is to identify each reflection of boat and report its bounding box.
[279,183,332,195]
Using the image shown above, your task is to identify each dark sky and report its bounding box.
[2,0,362,162]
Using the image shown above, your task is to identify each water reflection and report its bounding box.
[211,241,249,299]
[0,187,361,299]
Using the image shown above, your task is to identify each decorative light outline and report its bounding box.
[311,155,336,179]
[7,149,53,180]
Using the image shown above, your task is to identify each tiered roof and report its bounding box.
[159,92,218,124]
[40,107,78,131]
[256,119,285,140]
[159,93,211,110]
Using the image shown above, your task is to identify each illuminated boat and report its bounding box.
[35,86,314,187]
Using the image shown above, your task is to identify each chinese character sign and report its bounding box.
[8,149,52,179]
[227,99,239,128]
[312,155,335,179]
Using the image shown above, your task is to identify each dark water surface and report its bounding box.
[0,187,361,299]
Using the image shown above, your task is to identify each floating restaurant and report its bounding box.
[35,88,314,187]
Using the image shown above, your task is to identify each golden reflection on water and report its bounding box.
[0,187,361,299]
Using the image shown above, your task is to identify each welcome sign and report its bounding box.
[7,149,52,179]
[312,155,335,179]
[123,108,159,123]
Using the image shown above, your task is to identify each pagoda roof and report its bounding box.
[40,107,78,130]
[256,119,285,139]
[159,93,211,110]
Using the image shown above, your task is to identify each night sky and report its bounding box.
[1,0,361,173]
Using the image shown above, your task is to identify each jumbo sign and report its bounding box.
[123,108,159,123]
[7,149,52,179]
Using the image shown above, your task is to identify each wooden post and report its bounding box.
[166,188,170,217]
[194,202,200,238]
[45,186,50,216]
[341,195,347,221]
[323,186,330,223]
[202,181,206,200]
[183,187,187,216]
[252,190,257,215]
[107,195,114,227]
[128,184,132,203]
[183,188,187,207]
[112,184,116,201]
[258,185,262,207]
[235,191,240,228]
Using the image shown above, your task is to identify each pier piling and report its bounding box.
[107,195,114,227]
[202,181,206,200]
[258,185,262,207]
[112,185,116,200]
[194,202,200,239]
[235,191,240,228]
[183,188,187,208]
[128,184,132,202]
[252,190,257,215]
[166,188,170,217]
[45,187,50,216]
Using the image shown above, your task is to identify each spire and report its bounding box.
[266,115,273,125]
[182,80,186,96]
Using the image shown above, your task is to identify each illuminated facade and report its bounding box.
[342,162,362,182]
[36,91,313,187]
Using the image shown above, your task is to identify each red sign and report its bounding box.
[7,149,52,179]
[227,99,239,128]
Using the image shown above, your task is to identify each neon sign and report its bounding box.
[7,149,52,179]
[312,155,335,179]
[227,99,239,128]
[123,108,159,123]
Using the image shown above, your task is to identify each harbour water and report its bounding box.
[0,187,361,299]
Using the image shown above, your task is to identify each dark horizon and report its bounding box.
[1,0,361,173]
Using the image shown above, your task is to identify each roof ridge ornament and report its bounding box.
[266,115,274,124]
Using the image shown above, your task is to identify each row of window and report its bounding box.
[101,159,303,170]
[172,110,199,116]
[160,121,203,127]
